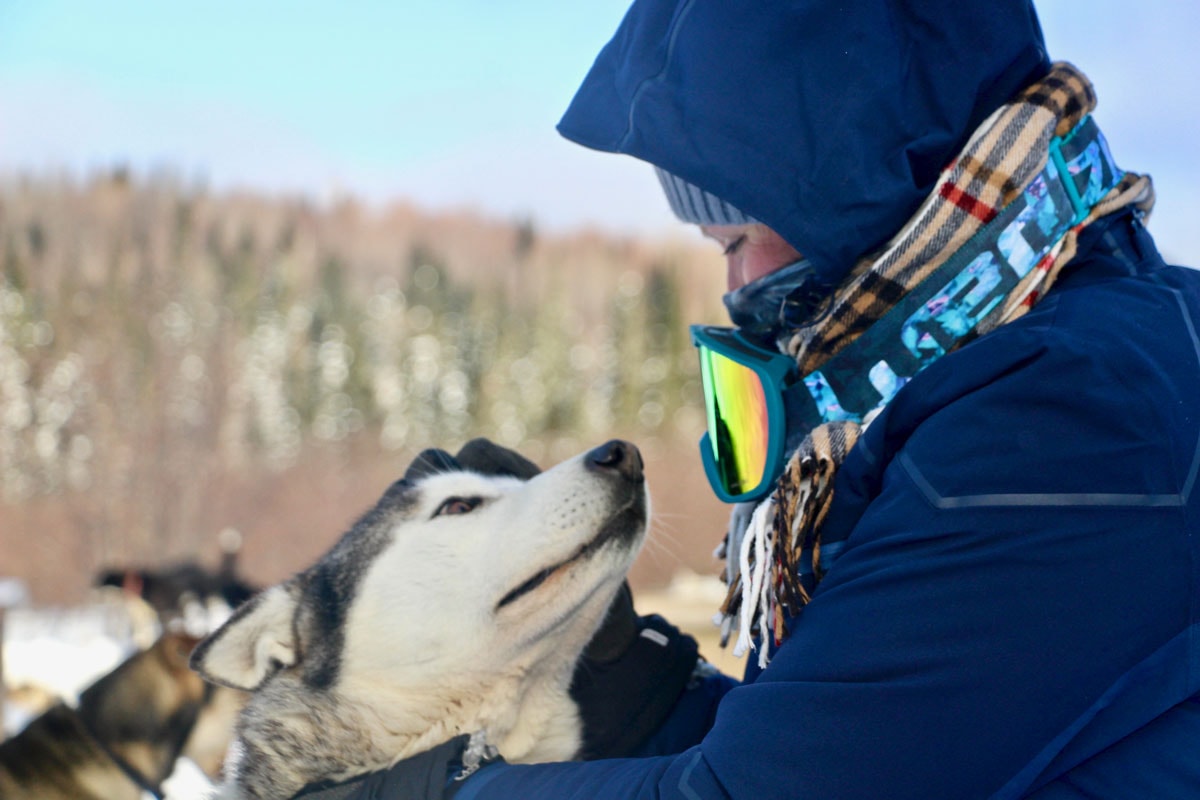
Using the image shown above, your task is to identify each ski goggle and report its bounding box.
[690,324,796,503]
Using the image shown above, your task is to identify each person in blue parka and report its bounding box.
[296,1,1200,797]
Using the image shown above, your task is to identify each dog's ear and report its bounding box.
[403,448,462,482]
[455,438,541,480]
[189,582,300,691]
[158,631,205,674]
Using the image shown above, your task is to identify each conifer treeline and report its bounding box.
[0,173,725,594]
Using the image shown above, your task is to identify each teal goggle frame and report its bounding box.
[690,324,797,503]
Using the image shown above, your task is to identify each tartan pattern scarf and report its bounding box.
[716,63,1155,668]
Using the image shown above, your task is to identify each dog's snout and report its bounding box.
[585,440,643,483]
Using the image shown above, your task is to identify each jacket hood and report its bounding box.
[558,0,1051,287]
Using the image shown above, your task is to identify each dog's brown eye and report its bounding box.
[434,496,482,517]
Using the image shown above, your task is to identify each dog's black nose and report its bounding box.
[585,440,643,483]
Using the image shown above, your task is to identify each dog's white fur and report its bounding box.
[192,444,647,800]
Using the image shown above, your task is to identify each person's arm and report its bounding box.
[305,290,1198,799]
[290,620,736,800]
[453,321,1197,799]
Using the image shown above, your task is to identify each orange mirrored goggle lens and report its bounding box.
[698,343,770,497]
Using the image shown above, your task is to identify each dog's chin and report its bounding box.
[494,497,646,613]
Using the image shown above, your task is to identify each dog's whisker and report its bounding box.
[648,513,696,525]
[638,532,685,567]
[646,512,697,532]
[647,527,686,553]
[647,520,687,552]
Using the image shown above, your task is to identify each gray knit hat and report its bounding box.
[654,167,757,226]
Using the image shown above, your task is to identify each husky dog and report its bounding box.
[96,527,259,630]
[0,632,208,800]
[191,439,649,800]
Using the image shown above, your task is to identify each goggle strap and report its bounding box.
[792,115,1122,426]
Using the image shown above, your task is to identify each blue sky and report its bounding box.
[1,1,1197,261]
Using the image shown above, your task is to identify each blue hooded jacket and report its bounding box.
[557,0,1049,286]
[452,1,1200,797]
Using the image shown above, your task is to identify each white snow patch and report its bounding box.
[2,603,222,800]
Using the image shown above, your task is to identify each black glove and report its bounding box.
[569,582,701,759]
[291,735,480,799]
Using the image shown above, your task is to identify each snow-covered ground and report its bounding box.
[2,599,220,799]
[3,603,135,727]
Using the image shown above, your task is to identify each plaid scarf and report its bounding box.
[716,63,1155,668]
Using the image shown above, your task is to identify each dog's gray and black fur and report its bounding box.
[192,439,649,800]
[0,632,208,800]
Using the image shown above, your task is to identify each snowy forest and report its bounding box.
[0,172,732,605]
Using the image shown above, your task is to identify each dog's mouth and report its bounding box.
[495,499,645,611]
